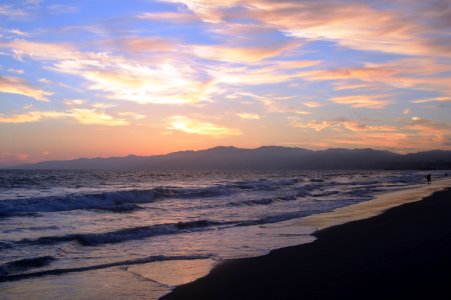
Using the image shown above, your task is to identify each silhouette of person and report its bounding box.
[446,172,448,177]
[426,174,431,184]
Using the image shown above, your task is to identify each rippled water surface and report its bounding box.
[0,169,446,298]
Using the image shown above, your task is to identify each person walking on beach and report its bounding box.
[426,174,431,184]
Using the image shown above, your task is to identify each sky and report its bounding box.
[0,0,450,166]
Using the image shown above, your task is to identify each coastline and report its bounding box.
[297,178,451,230]
[162,179,451,299]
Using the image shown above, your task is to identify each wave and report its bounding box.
[11,208,319,248]
[16,219,225,246]
[229,198,274,207]
[0,190,157,215]
[0,254,210,283]
[0,256,55,276]
[0,177,304,215]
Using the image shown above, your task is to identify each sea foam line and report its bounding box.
[0,255,211,283]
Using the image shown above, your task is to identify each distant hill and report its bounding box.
[12,146,451,170]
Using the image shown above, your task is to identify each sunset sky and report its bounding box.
[1,0,450,166]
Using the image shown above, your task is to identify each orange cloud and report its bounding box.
[291,116,451,152]
[101,37,176,53]
[168,116,242,137]
[302,101,324,108]
[168,0,451,56]
[290,119,396,133]
[236,113,260,120]
[412,96,451,104]
[330,94,391,109]
[64,98,86,106]
[0,75,52,101]
[118,112,146,120]
[301,58,451,95]
[0,111,66,123]
[0,109,129,126]
[333,82,380,91]
[191,42,299,63]
[70,109,128,126]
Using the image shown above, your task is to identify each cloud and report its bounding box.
[191,42,299,63]
[412,96,451,104]
[3,40,210,105]
[118,112,146,120]
[332,82,380,91]
[0,27,29,39]
[165,0,451,56]
[290,119,396,133]
[70,109,128,126]
[47,4,78,14]
[1,38,320,107]
[92,102,117,109]
[236,113,260,120]
[64,98,86,106]
[38,78,76,90]
[0,109,129,126]
[299,57,451,96]
[0,152,29,166]
[0,75,52,101]
[167,116,242,137]
[138,11,200,23]
[0,4,28,18]
[290,116,451,151]
[330,94,391,109]
[302,101,324,108]
[7,68,24,74]
[0,111,67,123]
[290,120,332,132]
[100,37,176,53]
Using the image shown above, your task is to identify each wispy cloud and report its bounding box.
[191,42,299,63]
[0,4,29,18]
[64,98,86,106]
[138,11,200,23]
[47,4,78,14]
[165,0,451,56]
[290,119,396,133]
[412,96,451,104]
[330,94,391,109]
[290,116,451,151]
[168,116,242,137]
[118,112,146,120]
[0,75,52,101]
[0,108,129,126]
[0,111,67,123]
[302,101,324,108]
[236,113,260,120]
[3,40,210,105]
[70,108,128,126]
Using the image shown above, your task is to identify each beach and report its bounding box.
[163,180,451,300]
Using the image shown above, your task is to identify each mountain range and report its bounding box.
[12,146,451,170]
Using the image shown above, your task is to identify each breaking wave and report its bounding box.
[0,256,56,276]
[16,219,225,246]
[0,255,210,282]
[0,177,303,215]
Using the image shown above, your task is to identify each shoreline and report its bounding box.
[297,178,451,230]
[162,180,451,299]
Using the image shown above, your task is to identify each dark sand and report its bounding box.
[163,187,451,300]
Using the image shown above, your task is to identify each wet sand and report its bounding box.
[163,183,451,300]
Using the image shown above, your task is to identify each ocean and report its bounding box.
[0,169,447,299]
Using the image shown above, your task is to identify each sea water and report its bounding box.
[0,169,447,299]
